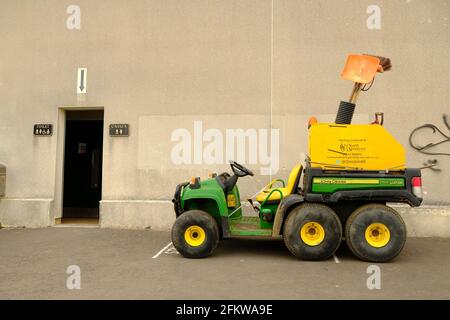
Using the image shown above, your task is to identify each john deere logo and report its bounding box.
[314,178,380,185]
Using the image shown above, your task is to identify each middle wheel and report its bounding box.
[283,203,342,260]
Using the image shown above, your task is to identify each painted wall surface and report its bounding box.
[0,0,449,228]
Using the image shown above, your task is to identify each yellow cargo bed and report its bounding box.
[309,123,405,171]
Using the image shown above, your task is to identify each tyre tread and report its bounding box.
[345,203,406,262]
[283,203,342,260]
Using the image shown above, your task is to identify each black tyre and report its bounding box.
[283,203,342,261]
[171,210,219,258]
[345,204,406,262]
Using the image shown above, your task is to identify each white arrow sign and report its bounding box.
[77,68,87,94]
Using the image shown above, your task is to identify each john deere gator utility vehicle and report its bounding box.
[171,54,423,262]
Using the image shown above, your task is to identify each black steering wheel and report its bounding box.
[229,160,254,177]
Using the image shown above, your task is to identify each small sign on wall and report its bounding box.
[109,124,129,137]
[34,124,53,136]
[77,68,87,94]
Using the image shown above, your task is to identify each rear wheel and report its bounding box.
[283,203,342,260]
[171,210,219,258]
[345,204,406,262]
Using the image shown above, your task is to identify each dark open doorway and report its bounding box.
[63,110,104,221]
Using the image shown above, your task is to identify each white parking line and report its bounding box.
[333,254,340,264]
[152,242,173,259]
[165,246,179,255]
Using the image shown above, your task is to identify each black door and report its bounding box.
[63,111,104,219]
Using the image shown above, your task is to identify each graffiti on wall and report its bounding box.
[409,114,450,171]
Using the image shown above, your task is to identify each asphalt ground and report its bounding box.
[0,227,449,299]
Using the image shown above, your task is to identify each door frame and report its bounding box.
[53,106,105,224]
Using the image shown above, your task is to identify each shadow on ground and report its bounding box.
[215,237,355,261]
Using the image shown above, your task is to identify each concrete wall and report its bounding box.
[0,0,449,234]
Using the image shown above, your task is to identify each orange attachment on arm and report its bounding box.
[341,54,380,84]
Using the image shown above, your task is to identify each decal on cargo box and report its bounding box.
[314,178,380,185]
[328,138,376,166]
[312,177,404,193]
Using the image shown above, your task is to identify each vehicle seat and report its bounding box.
[255,164,302,203]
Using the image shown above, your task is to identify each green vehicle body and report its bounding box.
[178,178,272,236]
[172,166,422,238]
[181,178,243,222]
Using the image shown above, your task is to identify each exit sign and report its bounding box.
[34,124,53,136]
[109,124,129,137]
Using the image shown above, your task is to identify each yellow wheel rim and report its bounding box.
[365,223,390,248]
[184,225,206,247]
[300,222,325,246]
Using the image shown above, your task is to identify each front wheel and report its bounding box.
[283,203,342,261]
[171,210,219,258]
[345,204,406,262]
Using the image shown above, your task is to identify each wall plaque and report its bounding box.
[109,124,129,137]
[34,124,53,136]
